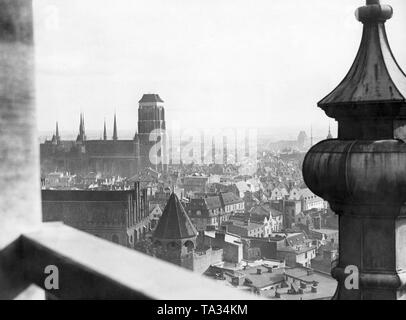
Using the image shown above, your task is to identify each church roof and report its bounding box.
[318,1,406,108]
[153,193,197,240]
[139,94,164,103]
[85,140,138,156]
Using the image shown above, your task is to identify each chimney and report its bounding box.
[215,231,226,242]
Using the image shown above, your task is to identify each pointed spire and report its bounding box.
[327,123,333,139]
[55,121,60,142]
[77,113,83,142]
[79,113,83,136]
[103,118,107,140]
[82,113,86,140]
[153,193,197,240]
[113,113,118,141]
[76,113,86,142]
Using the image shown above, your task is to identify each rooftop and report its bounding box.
[310,228,339,235]
[153,193,198,240]
[138,94,164,103]
[221,192,244,205]
[203,230,242,245]
[41,189,137,202]
[208,262,336,300]
[204,196,223,210]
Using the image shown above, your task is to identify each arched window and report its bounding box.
[184,240,194,252]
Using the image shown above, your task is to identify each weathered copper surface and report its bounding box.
[319,3,406,109]
[303,0,406,299]
[304,140,406,206]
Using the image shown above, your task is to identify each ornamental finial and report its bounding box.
[356,0,392,23]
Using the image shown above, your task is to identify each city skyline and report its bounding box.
[2,0,406,302]
[34,0,406,134]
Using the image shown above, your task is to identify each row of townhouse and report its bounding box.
[185,192,245,231]
[220,204,284,239]
[268,186,326,212]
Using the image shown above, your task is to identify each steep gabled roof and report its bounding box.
[153,193,197,240]
[220,192,243,206]
[204,196,222,210]
[286,233,308,247]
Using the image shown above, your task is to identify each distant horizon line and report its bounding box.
[38,127,330,142]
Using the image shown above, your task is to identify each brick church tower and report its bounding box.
[137,94,166,172]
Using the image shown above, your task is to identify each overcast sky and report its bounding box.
[33,0,406,140]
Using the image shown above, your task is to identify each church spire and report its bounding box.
[55,121,60,142]
[77,113,86,142]
[327,123,333,139]
[113,113,118,141]
[77,113,82,142]
[79,113,83,136]
[82,113,86,139]
[103,118,107,140]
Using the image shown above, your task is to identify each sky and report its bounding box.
[33,0,406,140]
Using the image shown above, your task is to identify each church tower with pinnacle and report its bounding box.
[137,94,166,172]
[153,193,197,269]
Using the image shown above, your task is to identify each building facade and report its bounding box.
[42,182,151,248]
[186,192,245,231]
[40,94,167,178]
[152,193,225,274]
